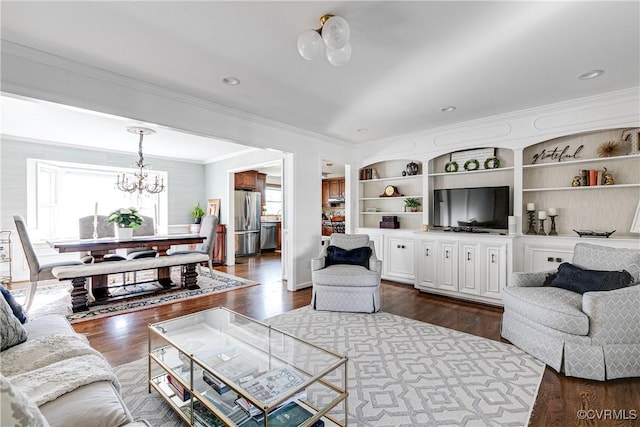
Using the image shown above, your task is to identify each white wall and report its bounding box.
[1,42,353,290]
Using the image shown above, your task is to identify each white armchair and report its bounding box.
[501,243,640,380]
[311,234,382,313]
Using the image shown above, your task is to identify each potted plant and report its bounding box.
[107,207,143,240]
[404,197,421,212]
[190,203,205,224]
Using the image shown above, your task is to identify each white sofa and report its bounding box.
[1,294,147,427]
[501,243,640,381]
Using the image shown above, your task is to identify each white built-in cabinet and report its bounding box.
[416,234,511,305]
[355,127,639,306]
[385,236,415,282]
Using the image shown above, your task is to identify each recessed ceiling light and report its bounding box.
[221,76,240,86]
[577,69,604,80]
[356,128,368,133]
[440,106,456,112]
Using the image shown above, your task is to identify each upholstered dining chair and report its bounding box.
[78,215,127,289]
[167,214,218,278]
[311,233,382,313]
[14,215,84,311]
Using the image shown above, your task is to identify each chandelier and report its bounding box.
[115,127,165,195]
[297,14,352,66]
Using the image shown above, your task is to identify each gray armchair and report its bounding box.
[311,233,382,313]
[14,215,83,311]
[501,243,640,380]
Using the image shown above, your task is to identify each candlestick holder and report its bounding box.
[538,218,547,235]
[526,210,537,235]
[92,220,99,239]
[548,215,558,236]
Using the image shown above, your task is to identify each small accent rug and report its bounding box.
[114,306,544,427]
[12,270,258,323]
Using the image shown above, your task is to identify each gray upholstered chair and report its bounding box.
[311,233,382,313]
[167,214,218,278]
[13,215,84,311]
[502,243,640,380]
[78,215,115,239]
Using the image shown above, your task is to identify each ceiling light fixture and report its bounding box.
[297,14,352,67]
[577,69,604,80]
[116,127,165,195]
[221,76,241,85]
[440,106,456,112]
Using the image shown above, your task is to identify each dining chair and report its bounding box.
[167,214,218,278]
[13,215,84,311]
[127,215,157,283]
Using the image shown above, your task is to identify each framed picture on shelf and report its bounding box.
[631,200,640,234]
[207,199,221,218]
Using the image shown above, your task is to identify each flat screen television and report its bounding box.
[433,186,510,230]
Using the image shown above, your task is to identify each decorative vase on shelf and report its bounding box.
[116,227,134,241]
[405,162,419,176]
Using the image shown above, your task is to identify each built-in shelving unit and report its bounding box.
[358,160,423,229]
[522,128,640,235]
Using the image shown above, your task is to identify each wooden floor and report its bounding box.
[73,252,640,427]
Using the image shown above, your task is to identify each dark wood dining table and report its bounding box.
[49,234,204,298]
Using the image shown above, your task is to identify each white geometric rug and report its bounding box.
[114,306,544,427]
[266,307,545,427]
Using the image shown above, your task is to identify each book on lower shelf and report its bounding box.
[167,374,191,401]
[239,401,325,427]
[203,354,260,394]
[236,365,307,417]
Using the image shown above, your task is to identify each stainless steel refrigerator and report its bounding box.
[234,190,261,256]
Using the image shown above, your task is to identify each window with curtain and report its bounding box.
[28,159,167,239]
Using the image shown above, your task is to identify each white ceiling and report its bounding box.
[1,1,639,160]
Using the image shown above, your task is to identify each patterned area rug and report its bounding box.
[11,270,258,323]
[114,306,544,427]
[66,269,257,323]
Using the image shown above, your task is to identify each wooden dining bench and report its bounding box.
[52,253,209,312]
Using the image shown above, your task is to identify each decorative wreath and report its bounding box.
[444,161,458,173]
[464,159,479,171]
[484,157,500,169]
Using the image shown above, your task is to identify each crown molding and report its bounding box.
[1,41,351,148]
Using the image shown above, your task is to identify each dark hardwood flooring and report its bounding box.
[73,252,640,427]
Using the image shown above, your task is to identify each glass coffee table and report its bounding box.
[148,307,348,426]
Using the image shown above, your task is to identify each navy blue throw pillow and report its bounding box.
[0,285,27,324]
[325,245,372,269]
[545,262,635,295]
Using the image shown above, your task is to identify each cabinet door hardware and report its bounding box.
[555,257,563,262]
[466,252,471,261]
[445,250,450,259]
[425,248,430,256]
[491,254,496,263]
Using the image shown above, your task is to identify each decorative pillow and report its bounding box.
[0,375,50,427]
[0,295,28,351]
[1,286,27,324]
[325,245,372,269]
[545,262,635,295]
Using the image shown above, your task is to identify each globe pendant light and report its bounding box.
[297,29,324,60]
[297,14,352,66]
[326,42,352,67]
[321,15,350,50]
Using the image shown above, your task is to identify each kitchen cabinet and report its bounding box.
[235,171,266,206]
[322,178,345,206]
[235,171,258,190]
[459,242,480,296]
